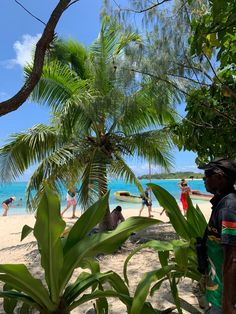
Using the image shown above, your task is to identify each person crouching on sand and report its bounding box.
[2,196,16,216]
[111,206,125,229]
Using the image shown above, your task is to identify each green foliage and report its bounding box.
[190,0,236,67]
[172,0,236,162]
[172,73,236,163]
[138,171,204,179]
[0,185,160,313]
[123,183,207,313]
[0,17,176,216]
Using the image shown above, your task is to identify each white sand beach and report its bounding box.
[0,202,212,313]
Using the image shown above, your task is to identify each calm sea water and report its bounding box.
[0,179,207,215]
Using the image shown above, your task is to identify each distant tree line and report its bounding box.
[138,172,204,180]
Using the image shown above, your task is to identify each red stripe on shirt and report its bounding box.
[222,221,236,228]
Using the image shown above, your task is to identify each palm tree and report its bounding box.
[0,17,176,230]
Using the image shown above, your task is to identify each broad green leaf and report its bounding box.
[61,217,160,289]
[131,266,175,314]
[150,278,167,296]
[0,291,39,312]
[69,289,157,313]
[69,290,125,311]
[0,264,54,311]
[79,257,100,274]
[64,271,124,304]
[148,183,191,240]
[33,184,65,303]
[63,192,109,254]
[124,240,173,285]
[170,275,183,314]
[3,284,17,314]
[174,246,189,272]
[158,251,169,267]
[186,198,207,238]
[21,225,33,241]
[103,271,130,297]
[20,303,30,314]
[95,295,108,314]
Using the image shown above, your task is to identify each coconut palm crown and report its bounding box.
[0,17,176,222]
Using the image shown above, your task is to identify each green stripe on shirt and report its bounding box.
[222,228,236,236]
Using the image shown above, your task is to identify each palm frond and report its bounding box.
[49,39,90,79]
[0,125,59,182]
[25,144,85,210]
[109,156,143,193]
[77,152,108,210]
[122,129,174,171]
[24,61,82,111]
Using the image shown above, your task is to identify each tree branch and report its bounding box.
[126,67,236,124]
[166,72,211,86]
[67,0,80,8]
[112,0,171,14]
[0,0,76,117]
[127,67,190,96]
[173,61,213,82]
[15,0,46,25]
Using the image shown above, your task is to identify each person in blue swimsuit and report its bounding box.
[139,186,153,217]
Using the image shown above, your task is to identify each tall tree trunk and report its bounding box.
[98,174,112,231]
[0,0,72,116]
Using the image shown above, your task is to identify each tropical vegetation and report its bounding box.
[172,0,236,163]
[105,0,236,163]
[0,183,207,314]
[0,184,160,314]
[1,0,234,312]
[0,17,176,229]
[123,183,208,314]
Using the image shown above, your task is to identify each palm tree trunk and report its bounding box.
[98,174,113,231]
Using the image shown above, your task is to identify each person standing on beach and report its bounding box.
[2,196,16,216]
[178,179,191,216]
[139,186,153,217]
[111,206,125,229]
[198,158,236,313]
[61,188,78,219]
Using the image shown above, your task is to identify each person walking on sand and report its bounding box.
[197,158,236,313]
[2,196,16,216]
[139,186,153,217]
[178,179,191,216]
[111,206,125,229]
[61,188,78,219]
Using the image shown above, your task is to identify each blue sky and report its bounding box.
[0,0,199,180]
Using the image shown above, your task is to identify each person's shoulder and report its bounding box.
[219,192,236,211]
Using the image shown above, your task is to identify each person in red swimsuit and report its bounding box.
[178,179,191,216]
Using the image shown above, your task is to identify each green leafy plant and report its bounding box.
[0,184,161,314]
[123,184,208,314]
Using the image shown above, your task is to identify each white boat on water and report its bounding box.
[114,191,142,203]
[190,190,213,201]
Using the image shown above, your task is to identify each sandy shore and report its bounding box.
[0,202,212,250]
[0,202,211,313]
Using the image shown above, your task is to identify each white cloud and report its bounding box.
[0,92,9,101]
[4,34,41,68]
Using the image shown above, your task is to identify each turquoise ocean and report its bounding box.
[0,179,207,216]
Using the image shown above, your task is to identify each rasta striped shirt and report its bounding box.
[206,189,236,309]
[222,220,236,237]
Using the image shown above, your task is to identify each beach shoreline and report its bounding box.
[0,202,212,251]
[0,202,211,313]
